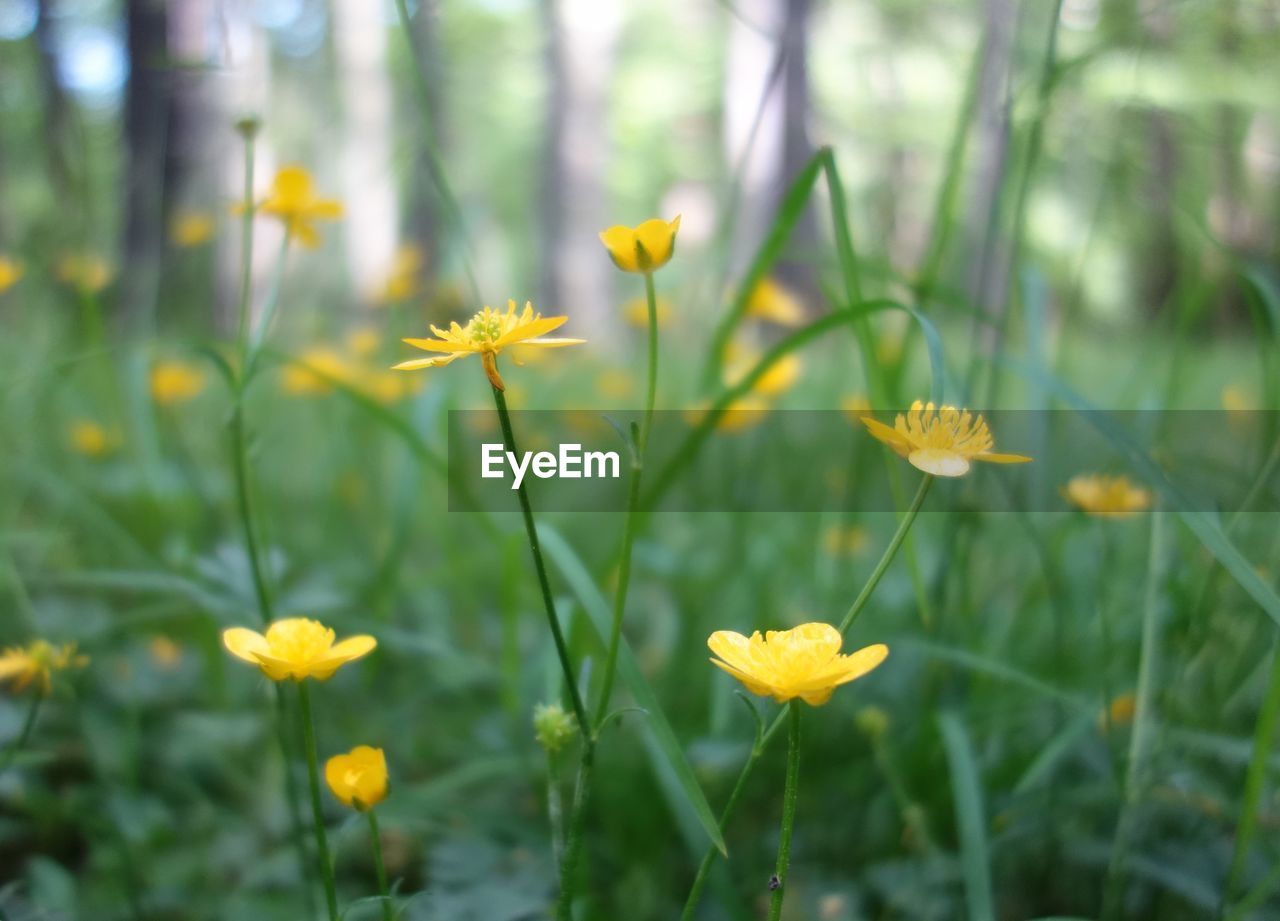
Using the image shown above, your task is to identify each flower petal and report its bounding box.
[223,627,270,664]
[516,337,586,348]
[403,337,475,353]
[599,226,641,272]
[495,315,568,347]
[708,630,756,673]
[860,416,911,456]
[392,353,465,371]
[976,452,1033,464]
[908,448,970,477]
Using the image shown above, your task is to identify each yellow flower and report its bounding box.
[150,360,206,406]
[725,344,801,398]
[170,211,216,248]
[861,401,1031,477]
[708,622,887,706]
[683,395,771,433]
[1102,692,1137,729]
[375,244,425,304]
[622,294,673,329]
[1063,474,1151,518]
[0,255,24,292]
[282,348,352,396]
[222,618,376,682]
[745,277,805,326]
[256,166,343,248]
[68,420,115,458]
[598,216,681,274]
[0,640,88,695]
[324,745,389,811]
[56,253,114,294]
[393,299,584,391]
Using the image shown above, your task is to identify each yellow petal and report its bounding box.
[708,657,775,698]
[599,226,640,272]
[392,354,465,371]
[829,643,889,685]
[908,448,970,477]
[495,315,567,347]
[519,337,586,348]
[976,452,1033,465]
[707,630,756,673]
[860,416,911,456]
[223,627,270,664]
[309,199,344,220]
[251,651,301,681]
[633,216,680,271]
[403,337,476,353]
[312,635,377,674]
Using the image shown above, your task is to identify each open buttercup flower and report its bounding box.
[324,745,389,811]
[1064,474,1152,518]
[707,622,888,707]
[255,166,343,248]
[393,299,584,391]
[861,401,1031,477]
[0,640,88,695]
[598,216,681,274]
[222,618,376,682]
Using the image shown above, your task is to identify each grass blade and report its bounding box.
[939,711,996,921]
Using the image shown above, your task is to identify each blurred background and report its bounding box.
[2,1,1280,920]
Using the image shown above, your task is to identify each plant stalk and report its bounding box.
[767,701,803,921]
[298,682,340,921]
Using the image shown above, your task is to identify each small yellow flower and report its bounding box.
[598,216,681,274]
[854,705,890,738]
[222,618,376,682]
[255,166,344,248]
[622,294,673,329]
[1102,692,1137,728]
[745,277,805,326]
[150,360,206,406]
[707,622,888,706]
[533,702,577,754]
[375,244,425,304]
[282,348,352,396]
[393,299,584,391]
[149,636,183,670]
[56,253,114,294]
[170,211,216,248]
[324,745,389,811]
[1064,474,1151,518]
[0,640,88,695]
[68,420,115,458]
[725,346,801,398]
[861,401,1031,477]
[0,255,24,292]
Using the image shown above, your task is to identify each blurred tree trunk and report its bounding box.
[122,0,172,330]
[402,2,445,290]
[537,0,566,311]
[34,0,76,226]
[772,0,819,305]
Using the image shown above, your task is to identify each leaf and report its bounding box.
[938,712,995,921]
[537,523,728,857]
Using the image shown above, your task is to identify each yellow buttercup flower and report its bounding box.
[1064,474,1151,518]
[324,745,389,811]
[150,360,207,406]
[745,277,805,326]
[56,253,114,294]
[170,211,216,248]
[223,618,376,682]
[393,299,584,391]
[0,640,88,695]
[0,255,23,292]
[861,401,1031,477]
[282,347,352,396]
[599,216,681,274]
[708,622,887,707]
[68,420,115,458]
[623,294,673,329]
[1101,692,1137,729]
[725,342,801,398]
[255,166,344,248]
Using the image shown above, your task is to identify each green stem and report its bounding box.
[235,131,257,356]
[490,384,589,732]
[367,809,395,921]
[244,231,293,381]
[298,682,340,921]
[1102,512,1164,921]
[555,743,594,921]
[0,692,43,775]
[230,403,274,625]
[593,272,661,726]
[767,701,803,921]
[546,749,566,870]
[680,475,930,919]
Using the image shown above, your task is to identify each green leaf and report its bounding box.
[537,523,728,857]
[938,712,996,921]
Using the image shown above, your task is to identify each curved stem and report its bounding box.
[0,692,43,775]
[367,809,394,921]
[490,384,589,732]
[298,682,340,921]
[839,474,933,633]
[766,701,802,921]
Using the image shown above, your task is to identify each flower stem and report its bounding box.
[681,475,929,919]
[555,743,594,921]
[298,682,340,921]
[490,384,589,732]
[235,130,257,356]
[767,701,803,921]
[366,808,395,921]
[0,692,43,776]
[593,271,661,726]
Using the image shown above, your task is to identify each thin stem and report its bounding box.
[593,272,661,726]
[546,749,566,870]
[767,701,803,921]
[244,231,293,381]
[230,403,274,624]
[490,384,589,731]
[367,809,395,921]
[1102,512,1164,921]
[681,475,930,919]
[298,682,340,921]
[555,743,594,921]
[235,132,257,355]
[0,692,43,775]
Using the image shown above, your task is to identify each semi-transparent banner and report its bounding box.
[445,410,1280,513]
